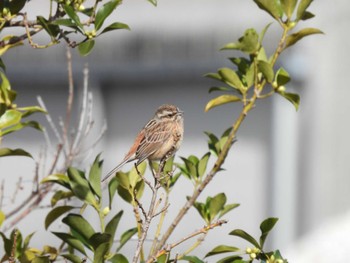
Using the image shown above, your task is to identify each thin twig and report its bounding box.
[148,220,228,263]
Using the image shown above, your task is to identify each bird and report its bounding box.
[102,104,184,182]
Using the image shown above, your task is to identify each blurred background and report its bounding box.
[1,0,350,261]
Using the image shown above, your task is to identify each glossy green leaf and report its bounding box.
[218,203,240,218]
[205,245,240,257]
[61,254,84,263]
[275,68,291,86]
[281,0,297,18]
[45,206,75,230]
[37,16,60,37]
[205,95,241,112]
[117,227,137,252]
[277,91,300,111]
[62,213,95,247]
[229,57,250,73]
[51,18,78,28]
[296,0,313,21]
[67,167,97,206]
[52,232,86,255]
[89,154,103,199]
[217,255,243,263]
[229,229,260,248]
[218,68,245,91]
[258,60,274,83]
[221,28,259,54]
[19,106,47,117]
[63,5,83,29]
[105,210,123,248]
[1,120,43,136]
[78,39,95,56]
[253,0,283,20]
[208,193,226,221]
[198,152,210,178]
[89,233,111,250]
[51,190,74,206]
[208,86,233,93]
[284,28,323,50]
[95,0,121,31]
[9,0,26,14]
[41,174,70,189]
[108,177,119,209]
[180,156,197,179]
[100,22,130,35]
[0,147,32,158]
[181,256,205,263]
[109,254,129,263]
[0,110,21,129]
[94,241,110,262]
[260,217,279,248]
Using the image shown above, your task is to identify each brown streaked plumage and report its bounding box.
[102,104,184,182]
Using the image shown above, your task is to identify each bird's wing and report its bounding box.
[135,120,173,161]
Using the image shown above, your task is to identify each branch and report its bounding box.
[148,220,228,263]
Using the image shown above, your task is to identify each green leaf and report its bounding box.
[193,201,207,222]
[51,18,78,28]
[259,22,273,44]
[209,86,234,93]
[129,160,147,188]
[63,5,83,29]
[197,152,210,178]
[109,254,129,263]
[205,95,241,112]
[89,154,103,199]
[93,239,110,262]
[1,121,43,136]
[19,106,47,117]
[0,211,5,227]
[147,0,157,6]
[9,0,26,14]
[181,256,205,263]
[284,28,323,50]
[258,60,274,83]
[41,174,70,189]
[108,177,119,209]
[51,190,74,206]
[62,213,95,248]
[117,227,137,252]
[95,0,121,31]
[259,217,279,248]
[296,0,313,21]
[218,68,245,91]
[204,72,222,81]
[217,256,244,263]
[0,110,21,129]
[45,206,75,230]
[61,254,84,263]
[229,229,260,248]
[205,245,240,257]
[281,0,297,19]
[218,203,240,218]
[78,39,95,56]
[99,22,130,35]
[277,91,300,110]
[253,0,283,20]
[300,11,315,20]
[52,232,86,255]
[221,28,260,54]
[67,167,97,206]
[23,232,35,250]
[105,210,123,248]
[89,233,111,250]
[208,193,226,221]
[37,16,60,37]
[32,256,50,263]
[0,148,32,158]
[275,67,291,86]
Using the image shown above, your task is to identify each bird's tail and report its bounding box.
[101,158,132,183]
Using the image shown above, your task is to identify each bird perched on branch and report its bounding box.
[102,104,184,182]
